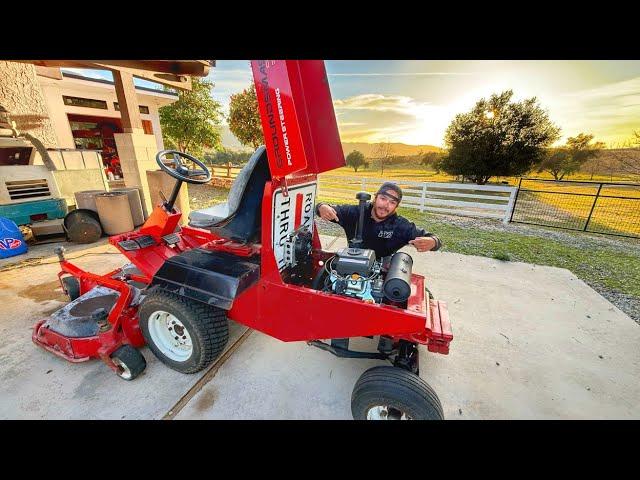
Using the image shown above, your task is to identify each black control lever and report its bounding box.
[350,191,371,248]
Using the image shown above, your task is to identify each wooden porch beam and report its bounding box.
[94,60,212,77]
[34,66,63,80]
[112,70,142,132]
[93,64,192,91]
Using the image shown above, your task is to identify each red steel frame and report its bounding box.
[32,60,452,371]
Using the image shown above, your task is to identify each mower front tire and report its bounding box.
[351,366,444,420]
[111,344,146,381]
[139,288,229,374]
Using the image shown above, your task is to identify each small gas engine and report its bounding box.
[314,192,414,305]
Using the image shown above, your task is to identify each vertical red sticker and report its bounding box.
[294,193,303,228]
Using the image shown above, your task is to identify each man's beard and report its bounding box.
[374,206,391,220]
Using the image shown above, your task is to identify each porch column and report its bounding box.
[112,70,157,217]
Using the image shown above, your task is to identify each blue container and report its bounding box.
[0,198,67,226]
[0,217,28,259]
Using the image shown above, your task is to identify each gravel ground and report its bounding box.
[188,183,230,211]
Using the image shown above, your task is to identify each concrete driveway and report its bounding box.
[1,235,638,419]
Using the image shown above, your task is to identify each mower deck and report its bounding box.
[43,285,120,339]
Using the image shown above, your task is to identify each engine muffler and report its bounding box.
[383,252,413,302]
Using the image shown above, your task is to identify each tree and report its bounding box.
[159,78,223,157]
[203,148,252,166]
[374,141,393,176]
[228,83,264,149]
[346,150,367,172]
[420,151,442,169]
[439,90,560,184]
[608,130,640,176]
[537,133,604,180]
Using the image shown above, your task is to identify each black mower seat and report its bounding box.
[188,146,271,244]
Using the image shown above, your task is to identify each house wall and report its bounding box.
[36,74,173,155]
[0,61,59,148]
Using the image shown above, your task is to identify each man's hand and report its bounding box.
[318,204,339,222]
[408,236,437,252]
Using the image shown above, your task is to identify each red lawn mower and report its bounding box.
[32,60,453,420]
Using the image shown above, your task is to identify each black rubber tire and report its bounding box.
[62,276,81,301]
[138,288,229,374]
[351,366,444,420]
[110,344,146,381]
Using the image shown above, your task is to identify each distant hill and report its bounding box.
[217,125,253,152]
[342,142,442,158]
[218,127,442,158]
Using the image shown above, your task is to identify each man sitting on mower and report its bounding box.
[315,181,441,258]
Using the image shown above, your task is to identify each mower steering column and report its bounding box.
[165,177,184,213]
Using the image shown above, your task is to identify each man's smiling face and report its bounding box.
[372,190,400,221]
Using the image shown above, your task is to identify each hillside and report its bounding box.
[218,127,443,158]
[216,125,253,152]
[342,142,441,157]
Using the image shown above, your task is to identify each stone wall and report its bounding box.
[0,61,58,147]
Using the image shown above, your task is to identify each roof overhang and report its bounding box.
[45,72,179,108]
[15,60,213,91]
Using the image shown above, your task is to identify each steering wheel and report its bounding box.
[155,150,212,184]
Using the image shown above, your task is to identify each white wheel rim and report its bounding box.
[112,358,132,380]
[147,310,193,362]
[367,405,412,420]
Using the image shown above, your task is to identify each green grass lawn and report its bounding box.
[397,208,640,299]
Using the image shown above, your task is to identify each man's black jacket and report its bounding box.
[315,202,441,259]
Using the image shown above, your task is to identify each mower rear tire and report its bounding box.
[139,288,229,374]
[351,366,444,420]
[111,344,146,380]
[62,276,81,301]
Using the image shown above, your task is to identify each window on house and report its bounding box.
[63,96,108,109]
[113,103,150,114]
[68,120,104,150]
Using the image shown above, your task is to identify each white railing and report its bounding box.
[318,175,518,223]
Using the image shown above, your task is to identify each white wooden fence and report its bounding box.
[318,175,518,223]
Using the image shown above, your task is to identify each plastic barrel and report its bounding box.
[112,187,145,226]
[74,190,107,213]
[0,217,28,259]
[63,209,103,244]
[95,192,134,235]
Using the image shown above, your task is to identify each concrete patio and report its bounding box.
[1,235,638,419]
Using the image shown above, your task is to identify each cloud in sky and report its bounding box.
[208,64,253,117]
[550,76,640,144]
[334,94,429,112]
[334,93,457,146]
